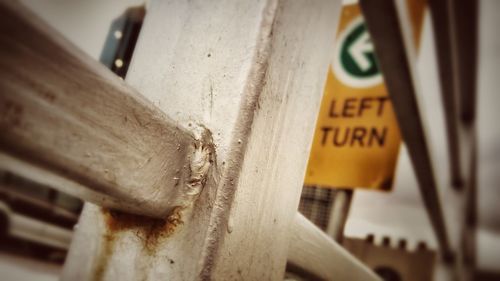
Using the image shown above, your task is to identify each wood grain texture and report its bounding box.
[0,0,204,217]
[63,0,343,280]
[288,213,381,281]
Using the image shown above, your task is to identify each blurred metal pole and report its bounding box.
[326,189,353,242]
[359,0,454,259]
[428,0,463,188]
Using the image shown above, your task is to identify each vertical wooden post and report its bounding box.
[62,0,343,280]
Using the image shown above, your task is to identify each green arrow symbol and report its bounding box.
[333,17,382,88]
[348,31,374,72]
[340,21,379,78]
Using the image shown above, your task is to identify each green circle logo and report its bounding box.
[333,17,382,88]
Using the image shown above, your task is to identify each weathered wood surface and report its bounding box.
[288,213,381,281]
[0,0,206,218]
[63,0,343,280]
[359,0,453,258]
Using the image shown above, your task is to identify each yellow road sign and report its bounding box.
[305,1,425,191]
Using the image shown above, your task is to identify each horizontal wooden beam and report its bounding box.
[0,0,211,218]
[359,0,453,258]
[288,213,381,281]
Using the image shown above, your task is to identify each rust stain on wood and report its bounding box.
[94,207,184,281]
[93,231,117,281]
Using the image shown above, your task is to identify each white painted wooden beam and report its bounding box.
[0,0,208,218]
[288,213,381,281]
[63,0,343,280]
[359,0,454,259]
